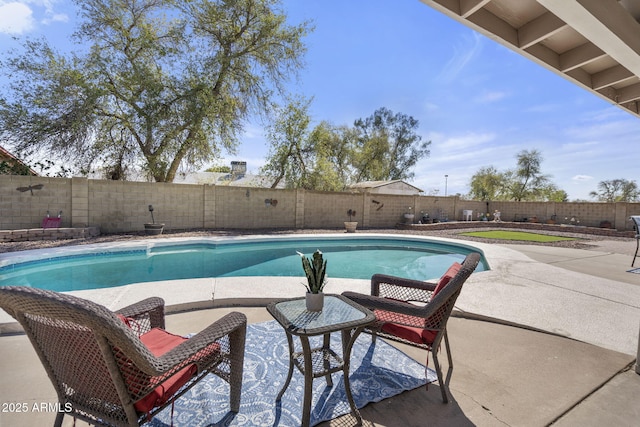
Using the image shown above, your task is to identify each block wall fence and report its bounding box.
[1,175,639,233]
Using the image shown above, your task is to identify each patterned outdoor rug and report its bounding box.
[148,320,435,426]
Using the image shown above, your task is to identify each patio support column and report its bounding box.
[295,189,305,229]
[204,184,216,229]
[362,191,371,228]
[614,202,629,231]
[71,177,89,228]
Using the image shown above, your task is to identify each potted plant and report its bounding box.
[345,209,358,233]
[144,205,164,235]
[297,249,327,311]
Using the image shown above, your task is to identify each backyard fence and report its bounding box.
[1,175,639,233]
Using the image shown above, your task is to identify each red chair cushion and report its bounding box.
[375,309,437,345]
[432,262,462,297]
[134,328,198,414]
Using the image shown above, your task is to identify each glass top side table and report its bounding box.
[267,294,375,427]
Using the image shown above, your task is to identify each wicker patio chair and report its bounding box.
[342,252,481,403]
[0,286,246,427]
[631,215,640,267]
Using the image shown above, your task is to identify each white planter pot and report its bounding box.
[305,292,324,312]
[344,222,358,233]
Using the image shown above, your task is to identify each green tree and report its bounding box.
[0,0,311,182]
[351,107,430,182]
[0,161,31,175]
[261,96,313,188]
[540,185,569,202]
[509,149,552,201]
[467,149,562,201]
[468,166,507,201]
[305,122,355,191]
[262,105,430,190]
[589,179,640,202]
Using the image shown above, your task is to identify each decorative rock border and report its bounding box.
[0,227,100,243]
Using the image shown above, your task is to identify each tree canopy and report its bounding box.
[467,149,567,202]
[351,107,430,182]
[590,179,640,202]
[0,0,312,182]
[261,96,313,189]
[261,105,430,190]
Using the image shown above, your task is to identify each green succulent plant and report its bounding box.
[297,249,327,294]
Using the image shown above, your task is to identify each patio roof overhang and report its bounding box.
[419,0,640,118]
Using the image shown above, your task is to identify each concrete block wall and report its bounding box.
[367,194,416,227]
[0,176,71,229]
[1,175,639,233]
[213,186,297,229]
[89,180,205,233]
[303,191,364,228]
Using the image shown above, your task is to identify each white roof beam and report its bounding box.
[518,12,568,49]
[525,43,560,70]
[617,82,640,103]
[459,0,491,18]
[566,68,593,88]
[428,0,460,16]
[592,65,634,90]
[559,43,607,72]
[467,7,518,46]
[538,0,640,76]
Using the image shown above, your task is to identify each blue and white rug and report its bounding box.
[148,320,435,426]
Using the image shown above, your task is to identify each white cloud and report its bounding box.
[422,101,439,112]
[437,31,483,84]
[437,132,496,150]
[0,1,68,34]
[0,2,34,34]
[42,12,67,24]
[572,175,593,182]
[473,91,508,104]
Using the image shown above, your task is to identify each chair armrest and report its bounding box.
[154,311,247,373]
[116,297,165,333]
[342,291,430,319]
[371,274,436,303]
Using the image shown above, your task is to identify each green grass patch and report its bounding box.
[459,230,576,242]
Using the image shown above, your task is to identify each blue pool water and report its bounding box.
[0,237,486,292]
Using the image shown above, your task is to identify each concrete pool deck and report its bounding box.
[1,232,639,426]
[2,233,637,356]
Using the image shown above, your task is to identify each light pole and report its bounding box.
[444,175,448,197]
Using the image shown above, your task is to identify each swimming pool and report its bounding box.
[0,236,487,292]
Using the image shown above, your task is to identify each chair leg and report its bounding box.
[443,330,454,373]
[432,330,454,404]
[54,412,64,427]
[431,350,448,404]
[229,326,246,413]
[632,237,639,267]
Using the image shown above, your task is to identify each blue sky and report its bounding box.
[1,0,639,200]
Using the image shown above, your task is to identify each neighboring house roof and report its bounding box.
[173,171,285,188]
[0,146,38,175]
[87,168,284,188]
[349,180,424,194]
